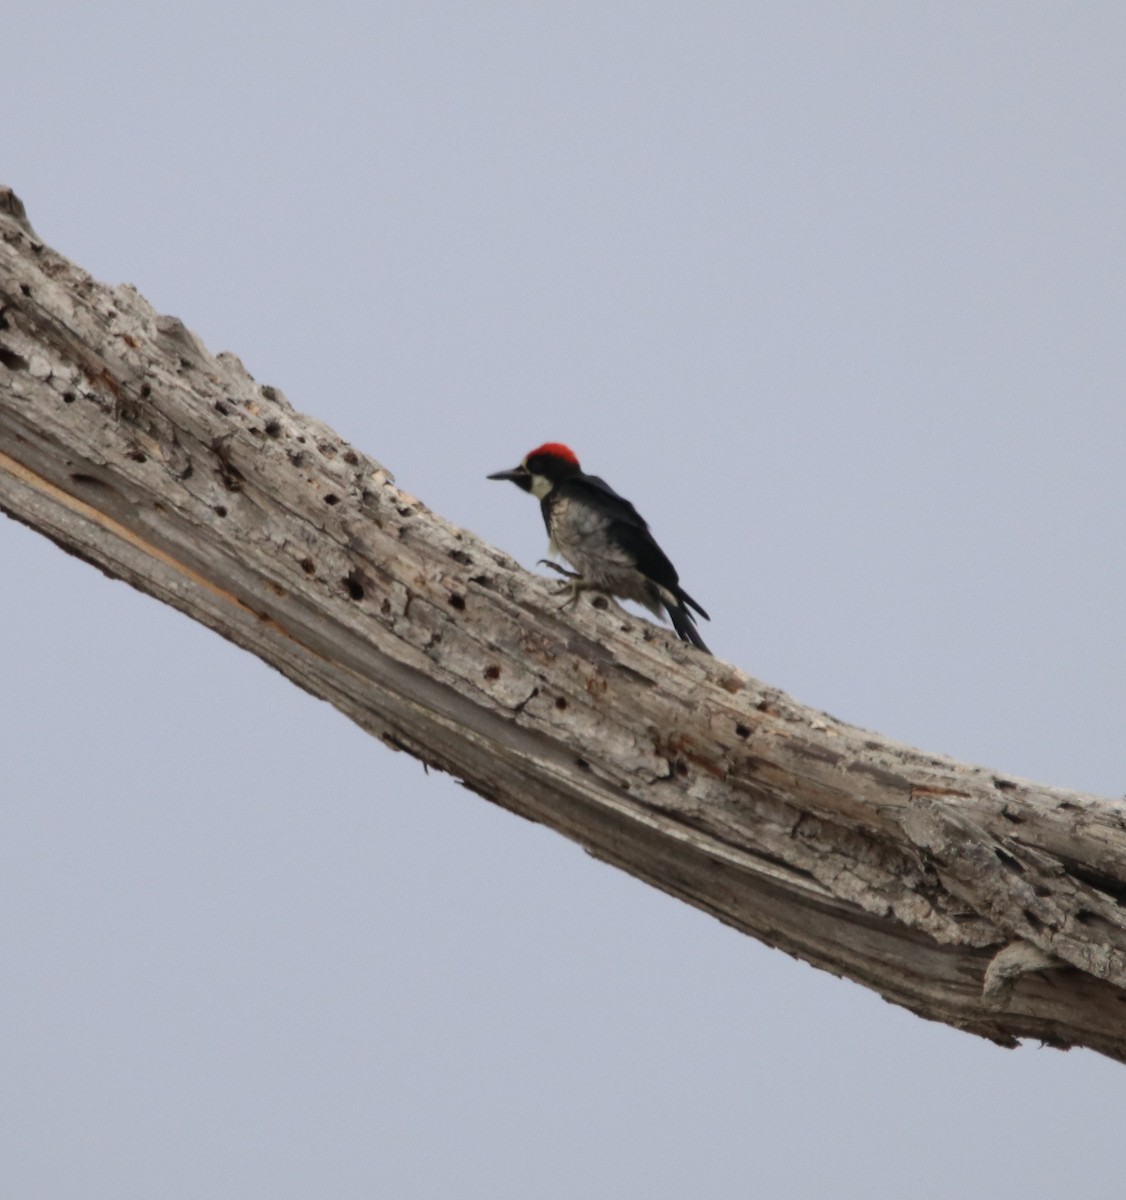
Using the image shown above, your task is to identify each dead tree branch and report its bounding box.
[3,186,1125,1062]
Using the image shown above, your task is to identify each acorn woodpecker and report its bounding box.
[488,443,711,653]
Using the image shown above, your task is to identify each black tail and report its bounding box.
[666,594,711,654]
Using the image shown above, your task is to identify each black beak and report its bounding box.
[487,466,529,484]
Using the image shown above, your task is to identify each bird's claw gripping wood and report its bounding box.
[537,557,589,609]
[537,557,580,579]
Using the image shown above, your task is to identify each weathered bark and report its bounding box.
[3,185,1125,1061]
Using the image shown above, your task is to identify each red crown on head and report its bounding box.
[526,442,579,466]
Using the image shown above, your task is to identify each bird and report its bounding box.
[488,442,711,653]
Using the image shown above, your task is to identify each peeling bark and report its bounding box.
[3,186,1125,1062]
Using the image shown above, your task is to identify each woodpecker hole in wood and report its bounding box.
[0,345,28,371]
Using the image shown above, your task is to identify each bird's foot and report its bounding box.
[537,558,580,579]
[537,561,591,610]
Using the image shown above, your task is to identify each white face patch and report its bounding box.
[528,472,553,500]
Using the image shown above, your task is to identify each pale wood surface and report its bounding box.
[3,186,1124,1061]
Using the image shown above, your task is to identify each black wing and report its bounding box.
[552,474,709,620]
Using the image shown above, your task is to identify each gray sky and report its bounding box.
[4,4,1125,1197]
